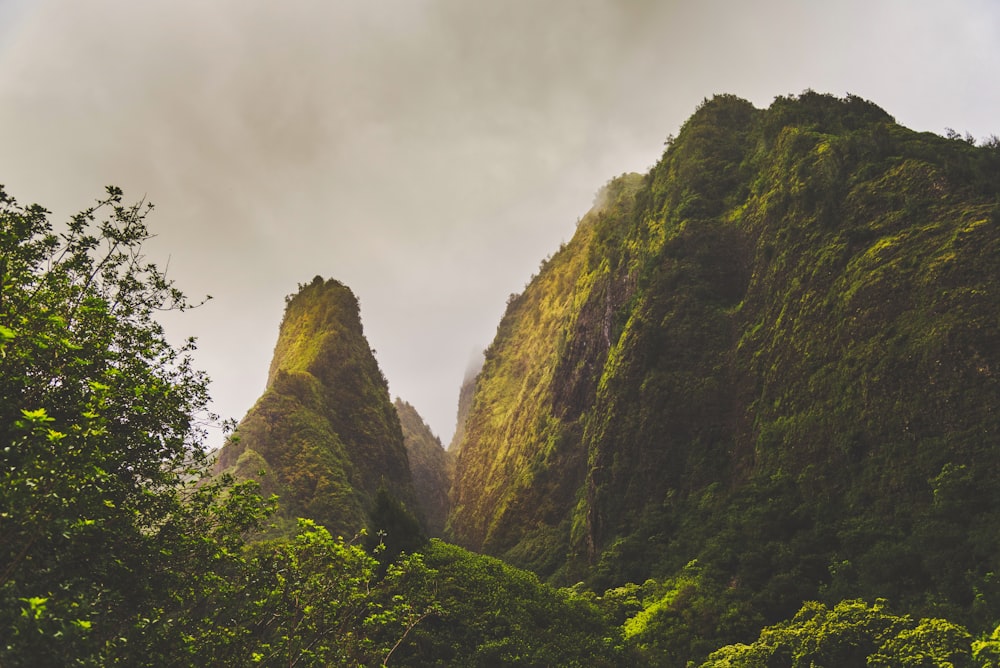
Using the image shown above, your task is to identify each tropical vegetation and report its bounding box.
[5,91,1000,665]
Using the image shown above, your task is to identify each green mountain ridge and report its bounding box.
[395,398,453,536]
[203,92,1000,664]
[13,91,1000,666]
[447,91,1000,644]
[214,276,419,537]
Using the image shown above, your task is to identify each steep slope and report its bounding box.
[215,276,418,537]
[448,170,647,575]
[395,398,452,536]
[448,357,481,453]
[448,91,1000,632]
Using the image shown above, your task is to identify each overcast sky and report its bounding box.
[1,0,998,446]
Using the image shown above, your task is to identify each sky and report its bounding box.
[1,0,998,447]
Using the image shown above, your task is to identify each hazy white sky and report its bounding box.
[1,0,998,445]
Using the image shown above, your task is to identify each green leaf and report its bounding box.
[20,597,48,620]
[20,407,53,423]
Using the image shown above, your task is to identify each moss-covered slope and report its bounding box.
[448,170,647,575]
[395,398,452,536]
[215,276,418,537]
[448,92,1000,630]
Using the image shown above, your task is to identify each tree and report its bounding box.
[0,186,272,664]
[381,539,623,666]
[700,599,977,668]
[228,519,441,667]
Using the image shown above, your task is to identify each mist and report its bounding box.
[1,0,998,444]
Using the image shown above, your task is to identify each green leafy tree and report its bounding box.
[215,519,441,667]
[0,186,273,664]
[382,539,623,666]
[701,599,977,668]
[367,486,428,568]
[972,623,1000,666]
[868,617,973,667]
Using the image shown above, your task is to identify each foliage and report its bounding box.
[619,561,757,666]
[701,599,976,668]
[0,185,631,666]
[448,91,1000,664]
[382,539,624,666]
[0,186,275,664]
[972,623,1000,666]
[217,531,625,668]
[202,519,441,668]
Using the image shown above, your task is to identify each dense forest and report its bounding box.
[449,91,1000,662]
[4,91,1000,666]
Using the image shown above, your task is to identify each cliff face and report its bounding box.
[448,358,481,454]
[395,399,452,537]
[447,170,647,575]
[215,276,418,537]
[447,90,1000,615]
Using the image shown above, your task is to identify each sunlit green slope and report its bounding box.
[215,276,418,537]
[448,90,1000,635]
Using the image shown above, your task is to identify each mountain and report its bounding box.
[395,398,452,536]
[447,90,1000,636]
[214,276,419,537]
[448,357,481,453]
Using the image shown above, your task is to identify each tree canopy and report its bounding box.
[0,186,273,663]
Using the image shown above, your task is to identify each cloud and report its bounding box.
[1,0,998,442]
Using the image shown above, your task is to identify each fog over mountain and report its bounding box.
[0,0,997,443]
